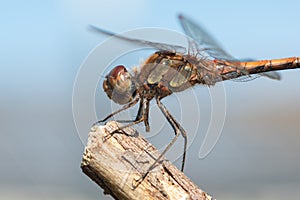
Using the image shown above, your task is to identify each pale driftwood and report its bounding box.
[81,121,214,200]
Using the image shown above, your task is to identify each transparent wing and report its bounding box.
[231,72,281,82]
[259,71,281,80]
[231,74,260,82]
[178,14,235,61]
[89,25,186,53]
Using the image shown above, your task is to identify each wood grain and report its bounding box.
[81,121,214,200]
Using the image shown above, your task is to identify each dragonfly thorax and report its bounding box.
[103,65,137,105]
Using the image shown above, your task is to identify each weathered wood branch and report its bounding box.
[81,121,214,200]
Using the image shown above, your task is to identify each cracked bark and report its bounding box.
[81,121,214,200]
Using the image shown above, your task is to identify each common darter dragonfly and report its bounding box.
[91,14,300,176]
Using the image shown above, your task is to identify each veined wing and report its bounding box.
[231,72,281,82]
[259,71,281,80]
[89,25,186,53]
[178,14,235,61]
[178,14,250,78]
[178,14,281,81]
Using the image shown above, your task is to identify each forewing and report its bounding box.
[89,25,186,53]
[178,14,235,61]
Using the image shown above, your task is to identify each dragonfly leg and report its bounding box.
[103,99,149,140]
[103,117,145,141]
[155,96,187,172]
[92,97,140,126]
[109,117,144,134]
[118,98,151,132]
[136,96,187,184]
[143,99,150,132]
[113,97,144,124]
[112,98,151,131]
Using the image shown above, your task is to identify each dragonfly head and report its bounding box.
[103,65,137,105]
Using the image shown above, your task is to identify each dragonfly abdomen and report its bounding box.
[243,57,300,74]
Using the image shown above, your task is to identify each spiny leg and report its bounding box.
[117,98,151,133]
[93,97,140,126]
[103,114,145,141]
[155,96,187,171]
[143,99,150,132]
[111,98,150,133]
[136,96,187,183]
[104,98,152,141]
[180,127,187,171]
[116,97,144,124]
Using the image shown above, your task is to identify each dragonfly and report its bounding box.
[91,14,300,176]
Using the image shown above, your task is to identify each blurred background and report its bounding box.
[1,0,300,199]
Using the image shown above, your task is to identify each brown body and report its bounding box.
[133,51,300,102]
[93,14,300,174]
[101,50,300,173]
[136,51,197,99]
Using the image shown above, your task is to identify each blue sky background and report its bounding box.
[1,1,300,199]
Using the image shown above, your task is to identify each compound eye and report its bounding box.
[107,65,131,93]
[108,65,127,79]
[103,65,136,104]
